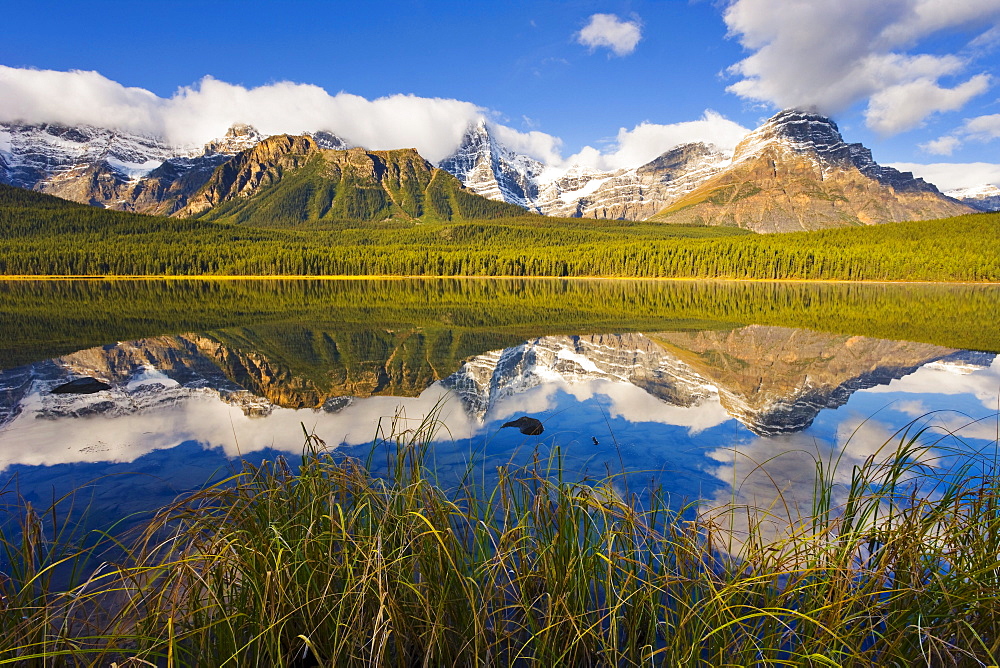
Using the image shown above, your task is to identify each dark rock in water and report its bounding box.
[501,415,544,435]
[51,377,111,394]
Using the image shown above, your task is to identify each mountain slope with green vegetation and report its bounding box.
[175,136,526,226]
[1,183,997,281]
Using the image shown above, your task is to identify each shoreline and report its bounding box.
[1,274,999,286]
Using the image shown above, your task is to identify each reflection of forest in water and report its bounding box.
[2,277,999,370]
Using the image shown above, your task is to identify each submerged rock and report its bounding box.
[50,377,111,394]
[501,415,544,435]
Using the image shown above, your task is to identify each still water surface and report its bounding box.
[1,278,998,531]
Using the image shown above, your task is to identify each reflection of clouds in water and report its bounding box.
[893,399,931,417]
[0,375,730,473]
[703,408,991,544]
[863,356,1000,411]
[0,386,477,471]
[487,378,730,435]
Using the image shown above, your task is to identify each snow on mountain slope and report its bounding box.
[437,119,543,208]
[437,120,729,220]
[0,122,199,189]
[946,184,1000,212]
[0,121,349,213]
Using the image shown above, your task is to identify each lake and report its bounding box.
[1,278,998,534]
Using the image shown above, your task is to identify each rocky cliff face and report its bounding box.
[176,134,322,216]
[435,111,971,229]
[649,110,974,232]
[0,122,198,211]
[179,139,515,224]
[532,143,728,219]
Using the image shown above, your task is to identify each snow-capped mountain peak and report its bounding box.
[437,119,543,208]
[202,123,266,156]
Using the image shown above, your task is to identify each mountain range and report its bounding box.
[0,109,983,233]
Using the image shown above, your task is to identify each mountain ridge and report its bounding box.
[0,110,978,231]
[181,137,526,225]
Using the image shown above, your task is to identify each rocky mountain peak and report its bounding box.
[651,107,971,231]
[438,118,542,208]
[439,119,499,175]
[733,109,846,164]
[177,134,321,216]
[226,122,257,137]
[730,109,939,194]
[203,123,266,156]
[637,142,723,176]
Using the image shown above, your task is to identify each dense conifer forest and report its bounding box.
[1,183,998,281]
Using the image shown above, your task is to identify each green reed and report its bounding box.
[1,410,999,666]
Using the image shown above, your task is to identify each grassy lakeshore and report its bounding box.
[2,414,1000,666]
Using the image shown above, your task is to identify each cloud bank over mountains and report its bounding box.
[0,65,749,170]
[0,66,483,164]
[724,0,1000,134]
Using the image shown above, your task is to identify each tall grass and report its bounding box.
[1,411,999,666]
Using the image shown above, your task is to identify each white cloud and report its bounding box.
[0,66,494,163]
[888,160,1000,191]
[864,74,991,134]
[558,110,751,172]
[576,13,643,57]
[724,0,1000,134]
[920,135,963,155]
[920,112,1000,155]
[962,112,1000,140]
[489,123,564,165]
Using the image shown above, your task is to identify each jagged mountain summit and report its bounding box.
[534,142,729,219]
[648,110,973,232]
[436,110,973,230]
[437,119,543,208]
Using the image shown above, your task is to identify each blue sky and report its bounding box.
[3,0,1000,189]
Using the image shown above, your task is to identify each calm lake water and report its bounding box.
[1,278,998,532]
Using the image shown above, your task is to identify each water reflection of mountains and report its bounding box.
[2,324,991,436]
